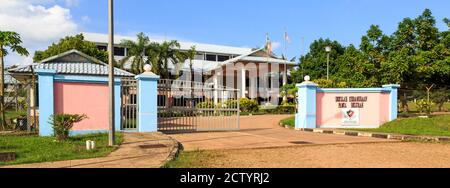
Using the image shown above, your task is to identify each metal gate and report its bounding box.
[157,79,240,133]
[121,78,138,131]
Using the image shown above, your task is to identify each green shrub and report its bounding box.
[196,101,215,109]
[49,114,88,141]
[240,98,259,113]
[415,99,434,115]
[261,105,296,114]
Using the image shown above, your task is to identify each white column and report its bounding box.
[213,73,219,104]
[241,68,246,98]
[283,65,288,102]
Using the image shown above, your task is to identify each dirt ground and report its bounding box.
[171,115,393,151]
[184,142,450,168]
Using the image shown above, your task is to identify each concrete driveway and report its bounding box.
[170,115,395,151]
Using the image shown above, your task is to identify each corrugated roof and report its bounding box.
[8,50,134,77]
[9,62,134,77]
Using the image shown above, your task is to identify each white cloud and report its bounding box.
[64,0,80,7]
[0,0,78,66]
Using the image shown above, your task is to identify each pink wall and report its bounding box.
[316,92,390,128]
[54,82,109,131]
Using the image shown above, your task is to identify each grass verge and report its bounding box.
[0,133,123,166]
[280,116,295,128]
[346,115,450,137]
[164,150,221,168]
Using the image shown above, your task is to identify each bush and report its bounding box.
[261,105,296,114]
[240,98,259,113]
[415,99,434,115]
[49,114,88,141]
[196,101,215,109]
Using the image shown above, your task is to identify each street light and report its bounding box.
[325,46,331,81]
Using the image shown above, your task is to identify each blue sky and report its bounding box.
[1,0,450,65]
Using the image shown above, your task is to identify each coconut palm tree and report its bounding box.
[153,40,186,79]
[185,46,197,81]
[0,31,29,130]
[119,32,151,74]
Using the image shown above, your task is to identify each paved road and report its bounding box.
[170,115,394,151]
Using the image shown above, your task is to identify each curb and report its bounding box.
[279,123,450,143]
[160,135,183,168]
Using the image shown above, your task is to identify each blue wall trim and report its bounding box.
[37,70,56,136]
[54,75,122,84]
[317,88,390,93]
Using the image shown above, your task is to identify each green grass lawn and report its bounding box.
[0,133,123,166]
[279,115,450,137]
[347,115,450,137]
[403,102,450,113]
[164,150,220,168]
[280,116,295,128]
[5,110,27,120]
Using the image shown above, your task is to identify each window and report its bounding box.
[205,54,217,61]
[194,53,204,60]
[217,55,230,62]
[114,47,125,56]
[97,45,107,51]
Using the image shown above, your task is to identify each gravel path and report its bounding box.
[188,142,450,168]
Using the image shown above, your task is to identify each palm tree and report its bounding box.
[184,46,197,106]
[185,46,197,81]
[156,40,186,79]
[0,31,29,130]
[119,32,151,74]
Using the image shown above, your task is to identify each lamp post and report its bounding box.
[325,46,331,81]
[108,0,115,146]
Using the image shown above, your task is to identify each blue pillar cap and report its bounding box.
[36,69,57,75]
[135,72,160,80]
[382,84,401,88]
[296,81,319,88]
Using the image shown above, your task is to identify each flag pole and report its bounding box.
[108,0,116,146]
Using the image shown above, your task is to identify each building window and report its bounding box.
[205,54,217,61]
[217,55,230,62]
[114,47,125,56]
[194,53,204,60]
[97,45,107,51]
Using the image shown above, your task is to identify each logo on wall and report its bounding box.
[342,108,360,126]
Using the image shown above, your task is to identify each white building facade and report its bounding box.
[83,32,297,104]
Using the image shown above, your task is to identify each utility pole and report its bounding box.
[108,0,116,146]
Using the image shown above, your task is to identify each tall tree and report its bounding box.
[294,38,345,81]
[185,46,197,82]
[391,18,416,55]
[360,25,390,66]
[414,9,439,51]
[34,34,108,63]
[0,31,29,130]
[154,40,186,79]
[119,32,151,74]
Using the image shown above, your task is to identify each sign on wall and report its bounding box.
[336,96,366,126]
[341,108,360,126]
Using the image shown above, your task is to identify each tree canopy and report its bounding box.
[292,9,450,89]
[33,34,108,63]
